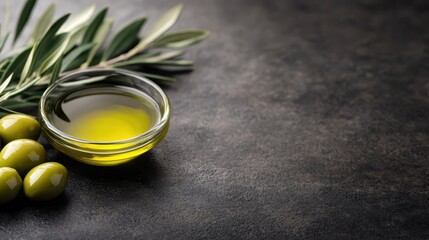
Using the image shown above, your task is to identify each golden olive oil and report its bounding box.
[40,71,170,166]
[50,86,160,142]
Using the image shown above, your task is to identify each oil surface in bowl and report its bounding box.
[50,86,160,142]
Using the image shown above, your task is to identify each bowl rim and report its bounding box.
[39,68,170,145]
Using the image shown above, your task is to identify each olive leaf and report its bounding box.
[23,95,41,102]
[20,43,37,82]
[61,43,94,71]
[0,74,13,95]
[57,6,95,54]
[0,106,21,115]
[148,60,193,66]
[14,0,37,43]
[137,50,184,62]
[0,99,38,109]
[28,15,70,74]
[0,59,10,70]
[129,4,183,55]
[1,47,31,82]
[82,8,108,45]
[102,18,146,61]
[59,75,107,87]
[50,55,62,85]
[43,13,70,38]
[31,3,56,42]
[83,19,112,67]
[39,35,69,73]
[0,76,43,101]
[152,30,209,48]
[112,50,184,67]
[64,26,87,53]
[0,33,9,54]
[59,5,95,34]
[24,32,69,81]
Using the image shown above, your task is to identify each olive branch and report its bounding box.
[0,0,209,116]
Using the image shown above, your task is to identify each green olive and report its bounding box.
[24,162,68,201]
[0,114,41,144]
[0,139,46,176]
[0,167,22,204]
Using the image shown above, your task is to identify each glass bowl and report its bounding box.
[38,69,170,166]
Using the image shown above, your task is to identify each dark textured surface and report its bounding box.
[1,0,429,239]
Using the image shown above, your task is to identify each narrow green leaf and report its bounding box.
[59,5,95,33]
[19,89,44,98]
[36,14,70,44]
[130,4,183,54]
[31,3,55,42]
[83,19,112,67]
[1,47,31,82]
[0,106,22,115]
[152,30,209,48]
[139,72,176,82]
[4,84,18,92]
[31,14,70,63]
[23,95,41,102]
[50,55,62,84]
[29,32,69,77]
[64,26,87,52]
[82,8,108,44]
[0,74,13,94]
[137,50,183,62]
[110,60,140,67]
[0,77,42,102]
[112,50,185,67]
[0,33,9,54]
[14,0,37,43]
[0,100,38,109]
[102,18,146,61]
[134,51,161,59]
[20,43,37,82]
[61,43,93,71]
[147,59,193,66]
[39,36,69,73]
[65,53,90,71]
[6,76,42,99]
[0,59,11,70]
[60,75,107,87]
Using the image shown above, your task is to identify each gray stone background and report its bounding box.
[0,0,428,239]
